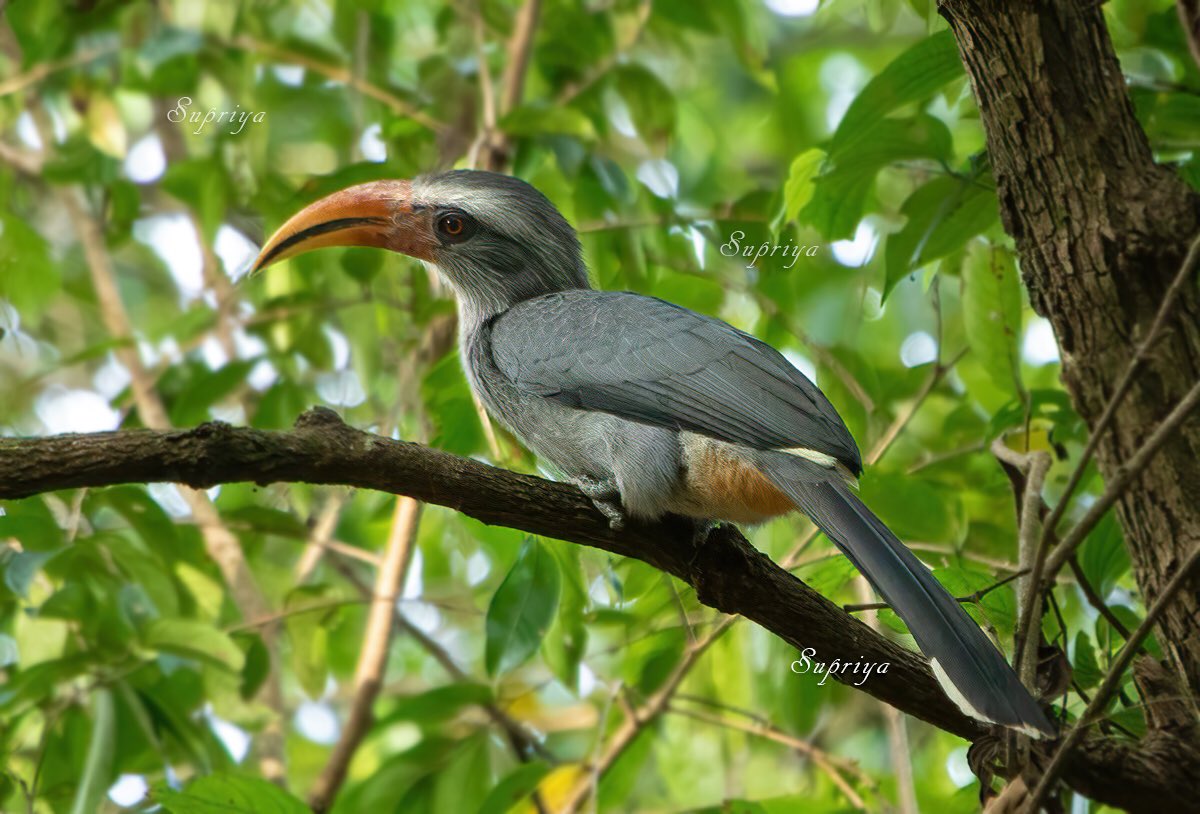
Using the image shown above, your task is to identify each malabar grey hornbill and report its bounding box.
[252,169,1055,738]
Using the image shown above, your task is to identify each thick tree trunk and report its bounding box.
[940,0,1200,796]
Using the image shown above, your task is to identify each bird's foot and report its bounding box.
[686,519,720,570]
[691,518,719,547]
[574,475,627,531]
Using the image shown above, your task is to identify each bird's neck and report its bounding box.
[454,271,591,329]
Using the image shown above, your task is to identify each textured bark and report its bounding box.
[941,0,1200,699]
[1,409,1197,810]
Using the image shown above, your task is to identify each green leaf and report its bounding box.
[2,549,56,597]
[377,683,493,727]
[477,761,552,814]
[1073,631,1102,690]
[423,353,484,456]
[1077,515,1131,599]
[0,499,64,551]
[284,585,340,698]
[502,105,596,139]
[70,689,116,814]
[152,772,309,813]
[0,634,18,668]
[144,619,245,672]
[795,555,859,598]
[777,148,825,228]
[621,627,686,693]
[804,114,953,239]
[234,632,271,701]
[612,64,676,143]
[432,732,490,813]
[169,360,256,426]
[160,158,230,242]
[101,486,180,554]
[485,537,561,676]
[830,30,964,158]
[1141,92,1200,148]
[0,213,60,319]
[857,471,962,543]
[884,173,999,300]
[961,242,1023,396]
[542,544,589,690]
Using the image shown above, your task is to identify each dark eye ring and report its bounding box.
[436,211,475,243]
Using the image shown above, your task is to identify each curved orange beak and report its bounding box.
[251,179,436,274]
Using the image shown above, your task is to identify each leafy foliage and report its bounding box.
[1,0,1189,811]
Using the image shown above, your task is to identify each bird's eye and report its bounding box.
[436,211,475,243]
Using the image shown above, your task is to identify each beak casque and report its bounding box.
[251,179,435,273]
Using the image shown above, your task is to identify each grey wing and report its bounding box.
[488,290,862,474]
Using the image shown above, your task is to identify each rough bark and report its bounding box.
[2,409,1199,810]
[941,0,1200,702]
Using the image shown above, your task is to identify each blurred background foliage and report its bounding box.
[0,0,1196,811]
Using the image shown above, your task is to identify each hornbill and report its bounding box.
[252,169,1055,737]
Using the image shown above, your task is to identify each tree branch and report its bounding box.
[2,409,1198,810]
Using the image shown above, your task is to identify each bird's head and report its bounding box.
[252,169,589,321]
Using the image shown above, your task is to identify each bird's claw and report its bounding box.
[691,519,718,548]
[575,476,627,531]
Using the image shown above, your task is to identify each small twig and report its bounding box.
[667,704,870,811]
[225,598,369,633]
[0,44,118,96]
[990,438,1053,686]
[309,497,422,813]
[556,616,736,813]
[867,349,968,463]
[325,555,555,767]
[1066,556,1131,639]
[842,569,1027,613]
[295,493,350,582]
[0,139,43,174]
[905,440,986,474]
[231,35,447,134]
[1027,541,1200,811]
[472,0,542,172]
[467,0,500,168]
[1178,0,1200,70]
[499,0,541,114]
[907,542,1019,573]
[555,0,652,106]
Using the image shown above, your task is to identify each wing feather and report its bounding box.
[488,290,862,473]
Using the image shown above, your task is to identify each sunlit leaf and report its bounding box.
[485,537,561,677]
[152,773,309,813]
[144,619,245,672]
[961,242,1023,397]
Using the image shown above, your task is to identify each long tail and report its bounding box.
[762,460,1055,737]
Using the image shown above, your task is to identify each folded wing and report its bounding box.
[488,289,862,474]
